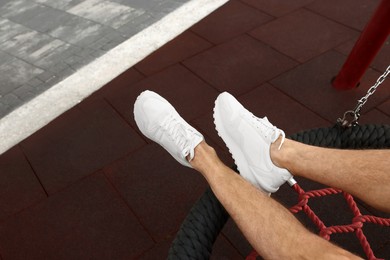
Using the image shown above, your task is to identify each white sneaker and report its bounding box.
[213,92,292,193]
[134,90,204,167]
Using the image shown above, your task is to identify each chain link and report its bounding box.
[338,65,390,128]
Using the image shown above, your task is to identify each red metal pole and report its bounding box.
[332,0,390,90]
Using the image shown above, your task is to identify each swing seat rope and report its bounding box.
[247,183,390,260]
[168,124,390,260]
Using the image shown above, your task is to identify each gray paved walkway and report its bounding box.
[0,0,192,118]
[0,0,227,154]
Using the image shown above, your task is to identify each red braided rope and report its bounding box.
[247,183,390,260]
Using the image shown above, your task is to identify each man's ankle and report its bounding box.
[190,141,224,173]
[270,136,289,169]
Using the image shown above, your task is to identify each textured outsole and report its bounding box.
[213,93,294,193]
[213,95,252,182]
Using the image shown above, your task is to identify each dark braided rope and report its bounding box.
[168,187,229,260]
[167,124,390,259]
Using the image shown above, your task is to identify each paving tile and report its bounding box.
[0,29,69,64]
[101,37,125,50]
[138,238,173,259]
[0,173,154,259]
[25,77,45,88]
[116,12,156,38]
[221,219,252,258]
[378,99,390,118]
[63,54,85,70]
[112,0,174,11]
[0,18,31,44]
[48,15,107,47]
[13,84,37,101]
[191,111,229,152]
[37,71,55,82]
[3,30,42,58]
[238,83,331,135]
[34,0,84,10]
[359,109,390,125]
[113,0,189,18]
[366,38,389,73]
[1,93,22,109]
[0,0,37,18]
[0,102,12,118]
[139,186,247,259]
[0,146,46,222]
[6,3,72,33]
[88,67,145,101]
[34,44,83,69]
[68,0,145,29]
[33,76,61,94]
[0,49,13,65]
[20,99,145,194]
[183,114,235,166]
[211,234,244,259]
[89,35,111,50]
[203,135,235,169]
[0,53,43,96]
[336,36,390,73]
[250,9,359,62]
[271,51,390,122]
[105,64,219,127]
[104,143,208,241]
[334,36,358,56]
[307,0,380,31]
[135,31,213,75]
[239,0,314,17]
[183,35,297,96]
[147,0,187,16]
[190,112,244,168]
[190,0,273,44]
[0,0,12,8]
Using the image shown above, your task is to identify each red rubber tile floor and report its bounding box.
[0,0,389,258]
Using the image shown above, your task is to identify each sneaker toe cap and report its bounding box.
[134,92,172,133]
[215,92,242,121]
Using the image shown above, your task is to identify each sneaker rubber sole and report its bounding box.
[213,95,253,184]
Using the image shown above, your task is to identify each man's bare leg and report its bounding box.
[190,141,361,260]
[271,138,390,213]
[134,91,363,259]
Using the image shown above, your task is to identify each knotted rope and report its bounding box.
[248,184,390,260]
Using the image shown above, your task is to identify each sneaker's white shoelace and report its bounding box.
[248,113,286,150]
[161,114,197,161]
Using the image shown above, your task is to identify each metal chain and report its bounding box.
[337,65,390,128]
